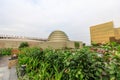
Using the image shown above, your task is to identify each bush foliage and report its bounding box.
[74,42,80,49]
[19,42,29,48]
[17,42,120,80]
[0,48,12,56]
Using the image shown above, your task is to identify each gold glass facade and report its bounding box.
[115,28,120,40]
[90,21,120,44]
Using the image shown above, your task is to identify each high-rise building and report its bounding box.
[90,21,120,44]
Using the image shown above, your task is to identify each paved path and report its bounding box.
[0,56,17,80]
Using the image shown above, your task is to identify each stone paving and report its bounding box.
[0,56,17,80]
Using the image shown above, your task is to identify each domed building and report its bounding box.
[48,30,69,42]
[0,30,83,49]
[38,30,83,49]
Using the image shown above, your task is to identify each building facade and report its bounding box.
[0,30,83,49]
[90,21,120,44]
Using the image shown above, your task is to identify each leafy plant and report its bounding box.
[0,48,12,56]
[17,42,120,80]
[74,42,80,49]
[19,42,29,48]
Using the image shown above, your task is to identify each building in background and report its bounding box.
[90,21,120,44]
[114,28,120,41]
[0,30,83,49]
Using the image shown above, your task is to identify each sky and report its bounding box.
[0,0,120,45]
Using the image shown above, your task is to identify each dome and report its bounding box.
[48,30,69,42]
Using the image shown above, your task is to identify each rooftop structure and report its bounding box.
[48,30,69,42]
[0,30,83,49]
[0,34,47,41]
[90,21,120,44]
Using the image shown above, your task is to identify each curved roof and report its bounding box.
[48,30,69,42]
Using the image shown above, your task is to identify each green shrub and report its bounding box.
[74,42,80,49]
[0,48,12,56]
[17,44,120,80]
[19,42,29,48]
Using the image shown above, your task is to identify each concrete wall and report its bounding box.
[0,40,19,48]
[38,42,67,49]
[66,41,83,48]
[0,39,83,49]
[0,39,42,48]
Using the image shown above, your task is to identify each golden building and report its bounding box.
[90,21,120,44]
[114,28,120,40]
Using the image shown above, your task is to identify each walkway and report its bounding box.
[0,56,17,80]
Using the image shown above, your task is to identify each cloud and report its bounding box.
[0,0,120,44]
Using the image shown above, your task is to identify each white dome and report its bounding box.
[48,30,69,42]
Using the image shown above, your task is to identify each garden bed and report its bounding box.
[1,42,120,80]
[16,42,120,80]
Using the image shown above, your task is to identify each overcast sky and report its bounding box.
[0,0,120,44]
